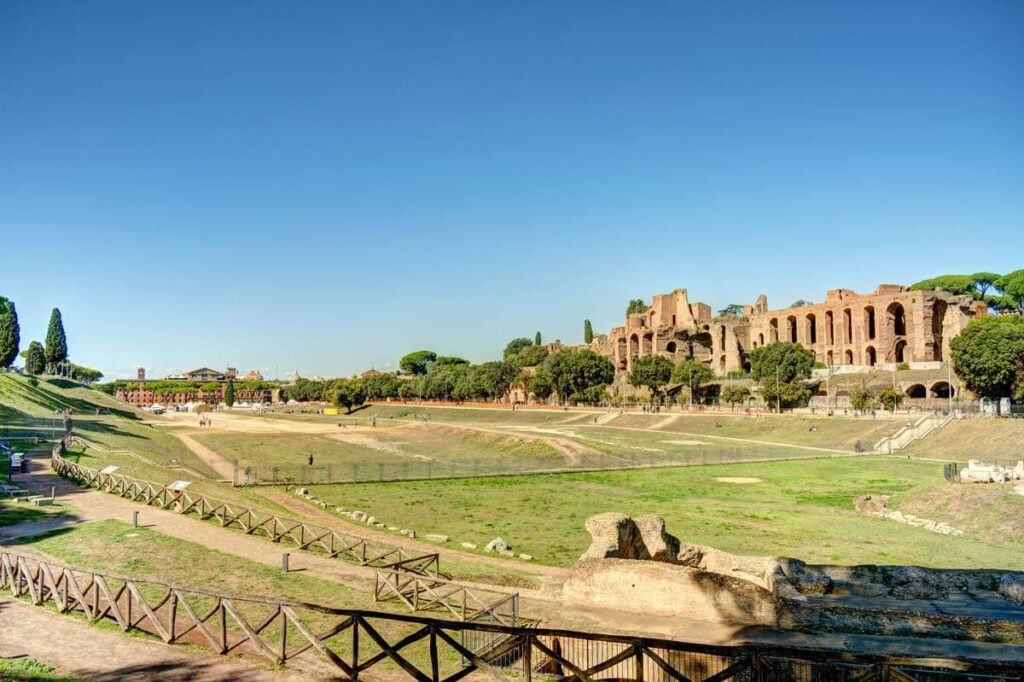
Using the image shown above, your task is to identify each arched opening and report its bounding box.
[844,349,854,365]
[742,361,752,373]
[825,311,834,346]
[666,341,677,354]
[826,350,834,366]
[894,339,907,363]
[932,300,947,361]
[758,332,765,346]
[641,332,653,356]
[787,315,798,343]
[865,346,876,366]
[864,306,876,341]
[628,334,640,362]
[887,302,907,337]
[844,308,853,343]
[769,318,779,343]
[719,355,726,372]
[806,313,817,345]
[905,384,926,399]
[719,325,727,351]
[930,381,953,399]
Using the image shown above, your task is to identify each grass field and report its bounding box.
[902,419,1024,462]
[0,498,67,527]
[307,457,1024,570]
[19,520,495,674]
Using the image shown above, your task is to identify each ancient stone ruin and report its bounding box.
[563,513,1024,644]
[955,459,1024,483]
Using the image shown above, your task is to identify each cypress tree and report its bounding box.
[224,379,235,406]
[44,308,68,373]
[0,300,19,370]
[25,341,45,375]
[584,319,593,344]
[534,331,542,346]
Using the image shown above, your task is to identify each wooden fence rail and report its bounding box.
[374,569,519,624]
[50,446,440,576]
[3,549,1022,681]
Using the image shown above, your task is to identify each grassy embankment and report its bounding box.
[18,520,497,675]
[308,456,1024,570]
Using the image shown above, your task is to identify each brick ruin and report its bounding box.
[594,285,987,377]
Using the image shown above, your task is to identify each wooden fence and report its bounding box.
[374,569,519,624]
[50,447,440,575]
[3,549,1022,681]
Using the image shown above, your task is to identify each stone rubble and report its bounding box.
[853,495,963,536]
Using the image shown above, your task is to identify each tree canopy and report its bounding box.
[399,350,437,375]
[971,272,1001,298]
[0,298,19,370]
[223,379,235,406]
[720,385,750,406]
[534,331,542,346]
[434,356,469,367]
[670,359,714,395]
[503,337,534,359]
[996,270,1024,314]
[950,316,1024,400]
[625,299,649,316]
[509,344,548,368]
[333,379,366,414]
[583,319,593,344]
[24,341,44,375]
[543,349,614,404]
[627,355,674,400]
[44,308,68,370]
[749,342,814,410]
[717,304,744,318]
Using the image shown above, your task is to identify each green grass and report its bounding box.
[20,520,497,674]
[308,457,1024,570]
[357,404,594,426]
[605,413,904,451]
[0,658,74,681]
[0,499,67,528]
[192,423,561,469]
[902,419,1024,462]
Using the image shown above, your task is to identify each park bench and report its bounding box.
[26,495,54,506]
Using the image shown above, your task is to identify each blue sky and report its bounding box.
[1,1,1021,380]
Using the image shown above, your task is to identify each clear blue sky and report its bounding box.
[1,1,1021,380]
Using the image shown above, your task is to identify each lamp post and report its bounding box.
[776,366,781,414]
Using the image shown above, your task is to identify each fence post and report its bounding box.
[132,511,139,528]
[281,553,289,573]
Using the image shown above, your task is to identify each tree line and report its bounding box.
[910,270,1024,314]
[0,299,96,382]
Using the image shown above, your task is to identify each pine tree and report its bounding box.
[25,341,45,375]
[584,319,593,344]
[44,308,68,373]
[224,379,235,406]
[534,331,542,345]
[0,300,19,370]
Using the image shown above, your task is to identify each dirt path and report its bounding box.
[0,597,323,681]
[174,431,237,481]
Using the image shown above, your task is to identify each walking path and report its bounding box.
[0,598,327,681]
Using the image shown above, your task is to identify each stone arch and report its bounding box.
[825,310,834,346]
[786,315,798,343]
[666,341,677,354]
[894,339,907,363]
[806,313,817,345]
[719,355,726,372]
[742,360,752,373]
[826,350,834,366]
[844,349,854,365]
[641,331,654,356]
[629,334,640,362]
[864,306,876,341]
[719,325,727,351]
[932,300,947,361]
[758,332,765,346]
[887,302,907,337]
[844,308,853,343]
[616,336,627,370]
[865,346,877,366]
[905,384,926,398]
[769,318,779,343]
[930,381,954,398]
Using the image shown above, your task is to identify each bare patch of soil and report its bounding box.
[714,477,763,484]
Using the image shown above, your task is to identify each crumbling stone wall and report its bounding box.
[605,284,986,377]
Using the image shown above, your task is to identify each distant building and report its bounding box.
[115,364,277,407]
